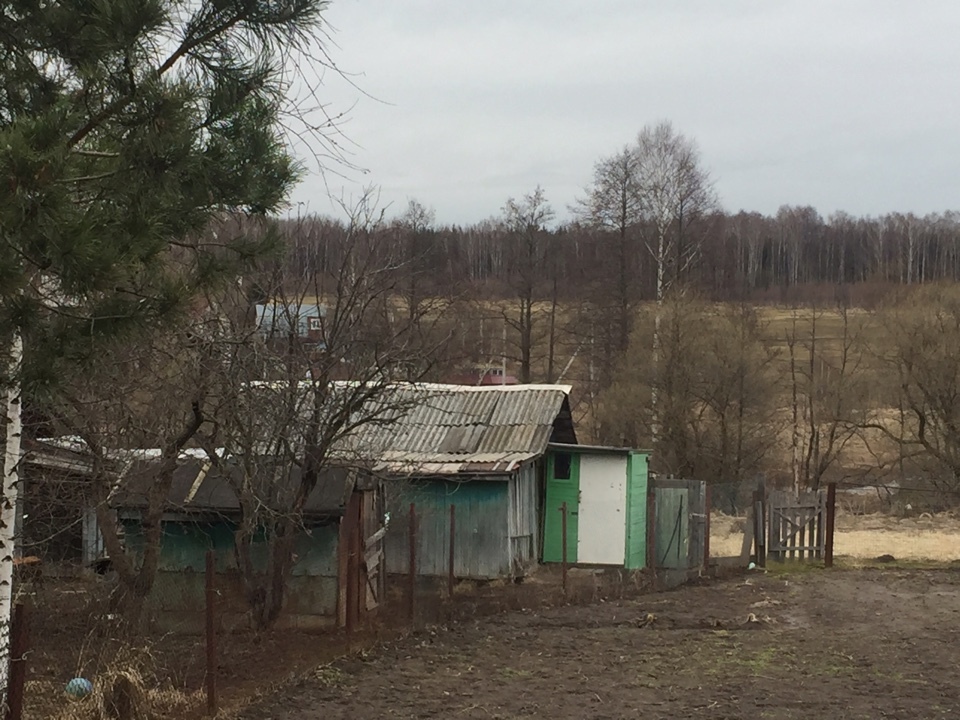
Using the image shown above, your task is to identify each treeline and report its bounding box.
[277,205,960,305]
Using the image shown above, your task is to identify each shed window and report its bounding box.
[553,453,572,480]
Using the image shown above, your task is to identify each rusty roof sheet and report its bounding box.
[113,459,354,515]
[339,384,571,475]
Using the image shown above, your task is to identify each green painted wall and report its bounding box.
[384,478,512,579]
[542,451,580,563]
[624,453,649,569]
[120,518,342,625]
[121,519,340,577]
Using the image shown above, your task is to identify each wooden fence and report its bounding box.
[650,478,707,572]
[743,483,837,567]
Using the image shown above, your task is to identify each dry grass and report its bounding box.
[29,677,202,720]
[710,510,960,563]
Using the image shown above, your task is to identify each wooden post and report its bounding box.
[447,504,456,598]
[205,550,217,717]
[752,488,766,568]
[408,503,417,622]
[646,486,657,571]
[703,483,711,570]
[344,492,364,637]
[5,604,28,720]
[824,483,837,568]
[560,502,568,598]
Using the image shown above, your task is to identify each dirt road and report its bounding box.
[243,568,960,719]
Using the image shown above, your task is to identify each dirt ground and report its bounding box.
[241,568,960,720]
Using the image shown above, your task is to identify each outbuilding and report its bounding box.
[541,443,650,569]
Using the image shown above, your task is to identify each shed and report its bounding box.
[541,444,650,569]
[113,458,384,631]
[19,439,105,568]
[349,384,577,581]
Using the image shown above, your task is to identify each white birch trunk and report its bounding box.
[1,332,23,697]
[651,229,666,448]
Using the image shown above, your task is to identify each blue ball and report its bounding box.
[65,678,93,699]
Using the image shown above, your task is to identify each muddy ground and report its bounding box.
[242,568,960,719]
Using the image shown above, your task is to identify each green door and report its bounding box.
[624,453,649,569]
[542,451,579,563]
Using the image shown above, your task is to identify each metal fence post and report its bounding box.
[560,502,568,598]
[205,550,217,717]
[753,487,767,568]
[448,504,456,599]
[703,483,711,571]
[5,604,28,720]
[824,483,837,568]
[408,503,417,623]
[646,486,656,572]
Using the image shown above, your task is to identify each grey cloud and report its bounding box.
[290,0,960,224]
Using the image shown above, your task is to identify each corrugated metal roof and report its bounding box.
[337,384,571,475]
[114,459,354,516]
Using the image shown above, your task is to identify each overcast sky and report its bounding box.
[288,1,960,226]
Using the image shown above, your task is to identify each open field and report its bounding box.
[240,568,960,719]
[711,510,960,563]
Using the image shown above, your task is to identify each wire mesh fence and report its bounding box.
[11,500,668,720]
[19,475,958,718]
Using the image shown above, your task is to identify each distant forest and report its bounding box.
[276,204,960,306]
[277,122,958,311]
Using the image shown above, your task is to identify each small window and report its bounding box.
[308,317,322,331]
[553,452,572,480]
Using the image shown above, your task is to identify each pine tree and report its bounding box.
[0,0,331,693]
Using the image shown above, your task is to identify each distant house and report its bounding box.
[445,365,519,386]
[20,439,105,568]
[254,301,327,348]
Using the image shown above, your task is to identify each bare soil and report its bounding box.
[241,568,960,719]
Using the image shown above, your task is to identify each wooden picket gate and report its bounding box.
[767,490,826,561]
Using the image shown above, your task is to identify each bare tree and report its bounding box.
[198,195,451,628]
[865,287,960,495]
[45,321,215,621]
[598,293,778,503]
[635,121,718,305]
[574,146,644,354]
[783,304,869,491]
[500,186,555,383]
[393,199,437,324]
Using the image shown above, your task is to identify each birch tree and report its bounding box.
[634,122,717,441]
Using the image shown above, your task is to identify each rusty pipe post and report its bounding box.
[825,483,837,568]
[448,504,456,598]
[5,604,28,720]
[205,550,217,716]
[561,502,568,598]
[408,503,417,623]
